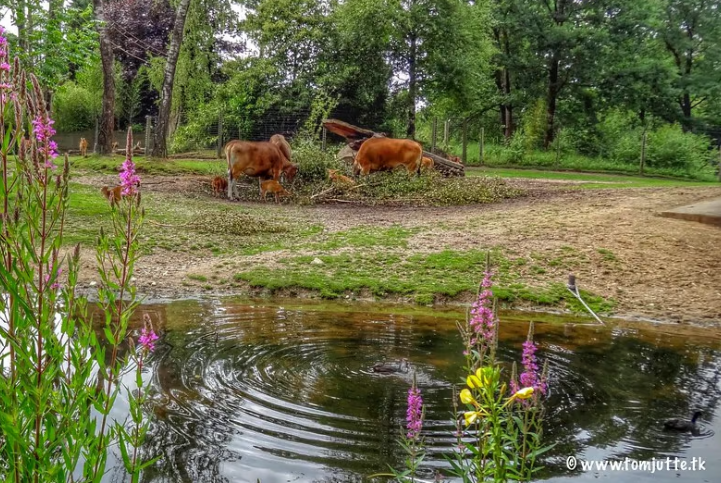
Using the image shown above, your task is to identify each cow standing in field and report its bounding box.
[352,137,423,176]
[224,140,298,200]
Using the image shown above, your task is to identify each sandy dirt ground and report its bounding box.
[73,174,721,327]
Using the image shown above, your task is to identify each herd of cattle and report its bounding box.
[100,134,438,205]
[214,134,436,203]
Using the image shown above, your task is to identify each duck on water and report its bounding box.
[663,411,703,432]
[371,358,409,374]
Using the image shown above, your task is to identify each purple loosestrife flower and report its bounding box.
[139,327,159,352]
[0,62,9,71]
[44,267,62,290]
[31,114,59,168]
[468,270,496,345]
[406,384,423,440]
[119,158,141,196]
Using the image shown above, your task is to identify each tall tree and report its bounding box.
[517,0,609,147]
[93,0,116,154]
[152,0,193,158]
[659,0,721,130]
[389,0,481,138]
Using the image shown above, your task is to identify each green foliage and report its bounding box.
[52,82,99,131]
[0,48,154,482]
[291,140,340,184]
[521,99,547,151]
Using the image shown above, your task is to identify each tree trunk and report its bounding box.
[543,55,559,149]
[15,0,28,56]
[406,33,417,139]
[493,27,514,141]
[152,0,192,159]
[94,0,115,155]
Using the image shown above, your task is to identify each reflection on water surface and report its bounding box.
[108,299,720,482]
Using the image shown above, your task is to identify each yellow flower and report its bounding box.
[459,388,477,406]
[464,410,485,426]
[467,367,494,389]
[511,387,534,400]
[467,374,483,388]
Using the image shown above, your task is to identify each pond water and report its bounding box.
[107,299,720,483]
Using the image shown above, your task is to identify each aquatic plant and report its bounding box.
[450,267,552,482]
[381,258,552,482]
[371,373,426,482]
[0,28,155,482]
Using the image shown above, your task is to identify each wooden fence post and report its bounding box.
[443,119,449,151]
[431,117,437,153]
[479,127,484,165]
[322,127,327,151]
[640,130,647,176]
[144,115,152,157]
[555,128,562,169]
[216,111,224,159]
[92,116,99,154]
[718,143,721,182]
[462,119,468,163]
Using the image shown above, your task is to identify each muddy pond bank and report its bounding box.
[69,170,721,327]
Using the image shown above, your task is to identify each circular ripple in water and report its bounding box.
[138,303,721,483]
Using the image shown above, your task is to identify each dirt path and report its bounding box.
[73,174,721,326]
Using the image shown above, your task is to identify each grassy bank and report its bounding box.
[231,246,614,313]
[466,167,718,189]
[445,141,719,182]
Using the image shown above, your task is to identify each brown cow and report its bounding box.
[420,156,434,172]
[352,137,423,176]
[260,179,291,203]
[79,138,88,157]
[211,176,228,197]
[225,140,298,200]
[270,134,292,163]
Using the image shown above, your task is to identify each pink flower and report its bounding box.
[44,267,62,290]
[119,158,140,196]
[139,327,159,352]
[469,271,496,345]
[406,384,423,440]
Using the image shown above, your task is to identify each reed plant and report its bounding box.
[0,26,156,482]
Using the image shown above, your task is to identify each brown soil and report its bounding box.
[73,174,721,327]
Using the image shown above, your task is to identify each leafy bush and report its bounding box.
[291,139,343,183]
[52,83,99,132]
[170,103,220,153]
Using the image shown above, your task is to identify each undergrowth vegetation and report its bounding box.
[70,142,523,206]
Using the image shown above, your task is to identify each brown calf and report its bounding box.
[211,176,228,197]
[260,179,291,203]
[101,186,123,208]
[79,138,88,157]
[327,169,355,186]
[420,156,434,172]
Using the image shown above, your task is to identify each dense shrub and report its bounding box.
[52,83,98,132]
[291,139,342,183]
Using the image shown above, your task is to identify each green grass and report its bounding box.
[309,226,419,250]
[465,166,718,189]
[69,155,225,176]
[233,248,614,314]
[63,182,322,253]
[442,141,719,182]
